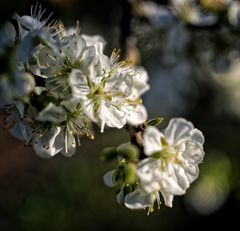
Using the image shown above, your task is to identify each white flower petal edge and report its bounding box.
[125,104,148,126]
[124,187,161,214]
[36,103,66,124]
[143,126,163,156]
[103,170,115,188]
[137,118,205,208]
[33,126,77,158]
[33,126,63,158]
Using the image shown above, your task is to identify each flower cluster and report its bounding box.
[103,118,205,214]
[0,4,205,214]
[0,4,149,158]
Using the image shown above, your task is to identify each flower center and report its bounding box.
[152,137,181,170]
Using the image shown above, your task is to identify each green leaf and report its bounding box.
[147,117,164,126]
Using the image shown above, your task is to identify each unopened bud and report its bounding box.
[123,163,137,184]
[117,143,139,161]
[100,147,117,161]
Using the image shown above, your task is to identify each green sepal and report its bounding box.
[151,151,162,159]
[147,117,164,126]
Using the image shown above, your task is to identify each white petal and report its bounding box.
[17,15,41,30]
[95,54,111,76]
[161,190,174,207]
[182,140,205,164]
[15,101,25,118]
[125,104,148,126]
[191,129,205,145]
[137,158,159,182]
[62,35,86,61]
[61,133,76,157]
[103,170,115,188]
[98,100,126,132]
[21,72,36,95]
[131,67,150,99]
[34,47,63,76]
[161,173,186,195]
[143,126,163,156]
[10,121,28,141]
[69,69,90,98]
[124,188,153,210]
[137,159,161,193]
[172,164,190,191]
[82,34,106,55]
[183,163,200,184]
[82,98,98,123]
[81,46,96,69]
[105,73,133,97]
[116,189,125,204]
[37,103,66,124]
[163,118,194,145]
[61,98,79,113]
[33,126,63,158]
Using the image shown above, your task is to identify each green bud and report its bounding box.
[100,147,117,161]
[147,117,164,126]
[123,163,137,184]
[117,143,139,161]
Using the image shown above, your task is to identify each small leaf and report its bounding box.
[147,117,164,126]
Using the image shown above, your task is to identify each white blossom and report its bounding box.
[32,33,96,99]
[31,101,93,158]
[13,3,60,48]
[69,52,149,132]
[136,118,204,207]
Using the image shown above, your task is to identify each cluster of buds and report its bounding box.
[0,3,205,213]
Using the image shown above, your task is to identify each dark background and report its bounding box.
[0,0,240,230]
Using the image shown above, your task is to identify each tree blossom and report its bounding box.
[128,118,204,209]
[28,101,93,158]
[32,33,96,98]
[69,52,149,132]
[13,3,61,49]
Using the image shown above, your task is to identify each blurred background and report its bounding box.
[0,0,240,230]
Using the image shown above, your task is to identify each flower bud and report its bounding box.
[117,143,139,161]
[123,163,137,184]
[100,147,118,161]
